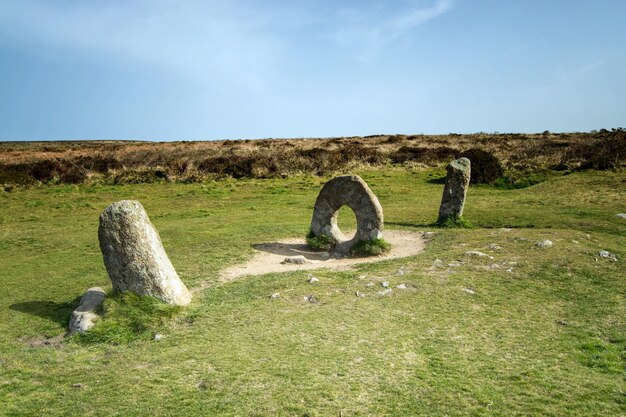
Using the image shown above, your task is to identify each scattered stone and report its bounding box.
[366,283,374,287]
[270,293,280,300]
[464,251,494,260]
[556,320,568,326]
[506,268,513,273]
[571,240,579,244]
[153,334,164,341]
[355,290,365,298]
[69,287,106,334]
[358,275,367,279]
[488,243,502,251]
[433,259,443,266]
[396,267,406,276]
[381,281,390,288]
[309,175,384,254]
[98,200,192,306]
[437,157,471,223]
[488,263,501,269]
[598,250,618,261]
[447,261,462,267]
[512,237,528,242]
[536,240,553,248]
[282,255,308,265]
[422,232,436,238]
[462,288,476,295]
[304,294,318,303]
[500,228,512,232]
[307,275,319,284]
[616,213,626,219]
[396,284,407,289]
[72,383,84,389]
[378,289,393,296]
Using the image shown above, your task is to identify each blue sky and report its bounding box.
[0,0,624,141]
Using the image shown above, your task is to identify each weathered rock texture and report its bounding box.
[438,157,471,222]
[98,200,192,306]
[69,287,106,334]
[310,175,384,254]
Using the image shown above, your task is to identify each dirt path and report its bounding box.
[219,230,427,282]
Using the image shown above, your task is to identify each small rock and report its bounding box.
[270,293,280,300]
[616,213,626,219]
[358,275,367,279]
[304,294,318,303]
[396,284,407,289]
[72,383,84,389]
[488,243,501,251]
[282,255,308,265]
[506,268,513,273]
[489,263,501,269]
[598,250,618,261]
[433,259,443,266]
[366,282,374,287]
[571,240,579,244]
[556,320,568,326]
[69,287,106,334]
[381,281,390,288]
[464,251,494,260]
[378,289,393,296]
[500,228,512,232]
[396,267,406,276]
[447,261,462,267]
[307,275,319,284]
[423,232,436,238]
[355,290,365,298]
[197,381,207,390]
[462,288,476,295]
[536,240,553,248]
[153,334,164,341]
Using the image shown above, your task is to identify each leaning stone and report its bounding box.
[69,287,106,334]
[98,200,192,306]
[310,175,384,254]
[437,158,471,223]
[281,255,308,265]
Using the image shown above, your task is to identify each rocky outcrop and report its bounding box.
[98,200,192,306]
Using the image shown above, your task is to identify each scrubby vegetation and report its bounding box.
[349,238,392,257]
[1,129,624,190]
[305,230,336,251]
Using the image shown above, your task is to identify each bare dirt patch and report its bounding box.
[220,230,427,282]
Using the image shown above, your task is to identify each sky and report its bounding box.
[0,0,625,141]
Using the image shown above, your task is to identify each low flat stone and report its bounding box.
[616,213,626,219]
[282,255,308,265]
[464,251,494,260]
[598,250,618,261]
[69,287,106,334]
[536,240,553,248]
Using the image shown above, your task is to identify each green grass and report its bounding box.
[1,167,625,416]
[306,230,336,251]
[435,215,474,229]
[350,238,392,256]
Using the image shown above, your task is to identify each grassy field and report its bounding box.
[0,167,624,416]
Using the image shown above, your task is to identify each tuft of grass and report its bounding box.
[435,215,474,228]
[306,230,336,251]
[350,238,392,256]
[71,292,182,345]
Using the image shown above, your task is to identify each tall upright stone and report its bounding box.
[437,157,471,223]
[98,200,192,306]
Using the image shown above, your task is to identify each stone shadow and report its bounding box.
[252,242,335,261]
[9,298,80,326]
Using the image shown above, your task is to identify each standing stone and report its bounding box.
[69,287,106,334]
[98,200,192,306]
[310,175,384,254]
[437,157,471,223]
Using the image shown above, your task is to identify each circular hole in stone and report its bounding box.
[336,205,357,241]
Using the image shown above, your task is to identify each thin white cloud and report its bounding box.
[0,0,283,93]
[330,0,455,60]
